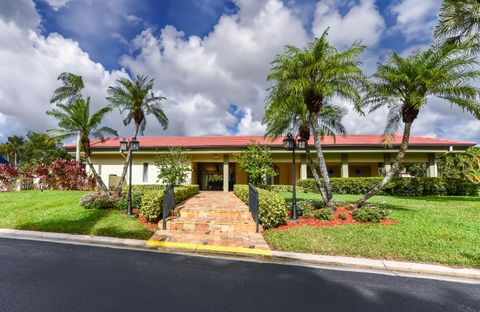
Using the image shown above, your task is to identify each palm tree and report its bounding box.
[263,94,347,204]
[107,74,168,196]
[355,43,480,207]
[47,97,118,193]
[267,29,365,208]
[50,72,85,161]
[435,0,480,52]
[4,136,25,166]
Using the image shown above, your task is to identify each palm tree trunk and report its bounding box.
[114,126,140,197]
[309,112,334,209]
[85,156,109,193]
[355,122,413,207]
[114,150,131,197]
[305,146,327,204]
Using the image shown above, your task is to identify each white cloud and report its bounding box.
[0,12,126,139]
[0,0,40,30]
[121,0,309,136]
[44,0,71,11]
[312,0,385,47]
[390,0,440,40]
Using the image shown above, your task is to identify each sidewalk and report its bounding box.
[0,228,479,283]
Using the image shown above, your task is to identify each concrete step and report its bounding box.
[175,208,253,221]
[166,219,259,234]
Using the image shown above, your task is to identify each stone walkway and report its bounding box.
[150,191,270,251]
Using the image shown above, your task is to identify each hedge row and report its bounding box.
[258,184,304,193]
[297,177,480,196]
[140,185,199,221]
[234,184,287,229]
[122,184,165,197]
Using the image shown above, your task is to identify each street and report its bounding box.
[0,238,478,312]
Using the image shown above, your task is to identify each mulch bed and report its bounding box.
[133,208,158,230]
[274,207,397,230]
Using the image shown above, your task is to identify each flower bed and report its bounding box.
[274,207,397,230]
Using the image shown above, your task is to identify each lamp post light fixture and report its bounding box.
[283,132,307,220]
[119,137,140,216]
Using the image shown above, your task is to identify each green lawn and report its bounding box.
[265,192,480,268]
[0,191,153,240]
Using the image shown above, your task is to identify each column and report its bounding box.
[384,153,392,175]
[341,153,349,178]
[300,155,307,180]
[427,153,438,177]
[223,154,229,192]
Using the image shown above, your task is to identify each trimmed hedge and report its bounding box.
[140,185,199,221]
[259,184,304,193]
[297,177,480,196]
[122,184,165,197]
[234,185,287,229]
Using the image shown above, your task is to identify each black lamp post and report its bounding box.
[120,137,140,215]
[283,132,307,220]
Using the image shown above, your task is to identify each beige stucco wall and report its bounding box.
[88,150,435,187]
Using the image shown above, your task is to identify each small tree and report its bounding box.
[155,147,191,185]
[235,141,277,185]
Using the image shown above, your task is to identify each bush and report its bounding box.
[298,177,479,196]
[352,207,389,223]
[80,192,116,209]
[113,194,142,210]
[0,164,19,191]
[259,184,304,193]
[315,208,333,221]
[122,184,165,197]
[338,213,347,220]
[140,185,199,221]
[296,200,315,217]
[234,185,287,229]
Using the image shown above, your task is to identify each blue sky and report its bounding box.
[33,0,423,70]
[1,0,478,143]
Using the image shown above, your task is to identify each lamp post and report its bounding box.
[283,132,307,220]
[120,137,140,215]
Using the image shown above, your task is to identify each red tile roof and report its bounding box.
[64,135,476,149]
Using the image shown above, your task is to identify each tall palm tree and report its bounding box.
[267,29,365,208]
[47,97,118,193]
[263,94,347,204]
[4,136,25,166]
[435,0,480,52]
[107,74,168,196]
[355,43,480,207]
[50,72,85,161]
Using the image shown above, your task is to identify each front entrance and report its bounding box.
[196,163,236,191]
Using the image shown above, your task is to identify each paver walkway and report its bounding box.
[149,191,270,251]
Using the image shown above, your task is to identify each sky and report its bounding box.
[0,0,479,144]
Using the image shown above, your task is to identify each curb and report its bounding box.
[0,229,478,282]
[272,251,480,282]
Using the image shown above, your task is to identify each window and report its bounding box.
[143,163,148,182]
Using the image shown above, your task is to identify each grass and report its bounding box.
[265,192,480,268]
[0,191,153,240]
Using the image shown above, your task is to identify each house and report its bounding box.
[64,135,476,192]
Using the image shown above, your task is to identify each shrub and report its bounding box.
[352,207,388,223]
[234,185,287,229]
[315,208,333,221]
[338,213,347,220]
[34,160,91,190]
[259,184,304,193]
[80,192,116,209]
[298,177,479,196]
[155,147,192,185]
[140,185,199,221]
[0,164,19,191]
[113,194,142,210]
[296,200,314,217]
[122,184,165,198]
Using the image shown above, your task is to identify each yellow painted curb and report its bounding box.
[146,240,272,257]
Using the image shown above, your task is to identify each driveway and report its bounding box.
[0,238,478,312]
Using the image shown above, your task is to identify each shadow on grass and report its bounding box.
[391,195,480,202]
[93,226,152,240]
[14,210,110,235]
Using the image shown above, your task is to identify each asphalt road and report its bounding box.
[0,238,478,312]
